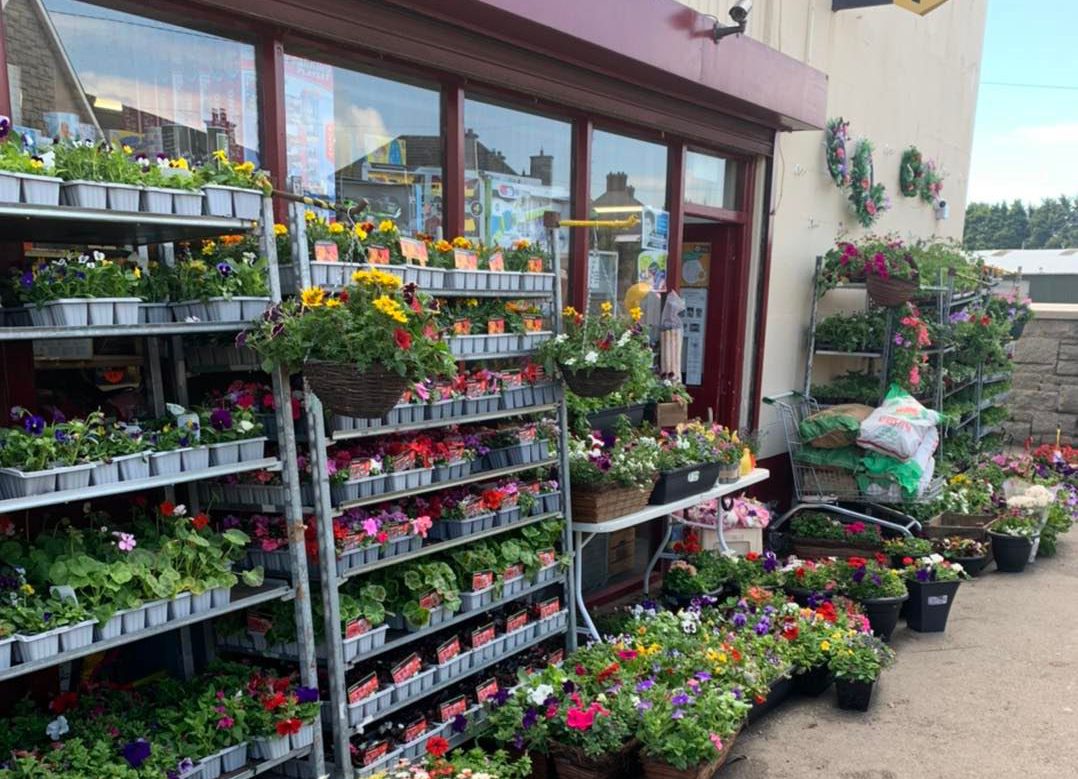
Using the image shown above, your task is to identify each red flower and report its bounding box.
[574,664,586,676]
[745,551,760,562]
[596,662,620,683]
[264,693,286,711]
[236,393,254,409]
[273,678,291,692]
[338,290,349,303]
[159,500,175,517]
[902,556,914,566]
[874,552,887,566]
[816,602,838,623]
[782,625,799,641]
[394,328,413,350]
[191,513,209,531]
[754,694,766,705]
[847,556,867,569]
[275,718,302,736]
[794,567,806,580]
[730,648,743,663]
[481,489,505,511]
[49,692,78,714]
[426,735,450,758]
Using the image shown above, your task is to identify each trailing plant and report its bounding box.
[847,139,889,228]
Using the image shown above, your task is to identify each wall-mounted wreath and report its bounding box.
[900,146,944,205]
[825,117,852,188]
[848,139,889,228]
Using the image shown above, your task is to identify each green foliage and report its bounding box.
[964,196,1078,251]
[828,631,896,682]
[815,310,885,352]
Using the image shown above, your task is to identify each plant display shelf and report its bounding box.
[0,201,251,245]
[436,287,551,299]
[330,402,560,441]
[332,458,559,514]
[0,457,279,514]
[349,618,570,735]
[0,321,249,341]
[813,348,883,358]
[283,200,576,779]
[979,392,1010,411]
[945,379,976,398]
[978,425,1002,440]
[0,195,325,778]
[0,582,292,683]
[344,577,567,671]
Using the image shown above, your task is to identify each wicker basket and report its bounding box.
[550,738,638,779]
[866,270,919,308]
[572,484,652,523]
[641,731,738,779]
[303,361,409,418]
[559,364,628,397]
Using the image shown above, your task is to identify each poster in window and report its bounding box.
[681,288,708,386]
[637,250,668,293]
[681,242,711,288]
[641,206,669,252]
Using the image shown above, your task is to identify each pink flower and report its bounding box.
[411,515,432,539]
[362,518,380,537]
[909,365,921,387]
[566,707,595,731]
[866,200,877,215]
[709,733,724,752]
[217,717,235,730]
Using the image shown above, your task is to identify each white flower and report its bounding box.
[563,357,576,366]
[173,504,187,517]
[950,562,965,573]
[584,350,599,364]
[40,150,56,170]
[93,250,105,262]
[553,333,568,344]
[617,331,631,347]
[528,683,554,706]
[46,716,69,741]
[928,553,944,564]
[238,420,254,433]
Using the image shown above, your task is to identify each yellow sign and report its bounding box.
[894,0,950,15]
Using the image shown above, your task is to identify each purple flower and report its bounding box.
[492,688,511,707]
[870,573,882,587]
[235,330,248,348]
[754,618,771,636]
[19,271,33,288]
[522,708,538,729]
[762,552,778,573]
[54,429,70,444]
[210,407,232,431]
[636,700,653,712]
[731,687,742,700]
[732,612,747,628]
[694,671,712,681]
[671,693,691,706]
[216,262,233,277]
[562,680,575,694]
[851,567,866,584]
[636,678,655,693]
[24,415,45,436]
[916,568,931,582]
[295,686,319,704]
[671,709,685,720]
[122,740,152,769]
[451,714,468,734]
[0,114,10,139]
[513,734,525,751]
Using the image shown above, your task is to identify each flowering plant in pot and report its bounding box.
[988,513,1041,573]
[882,536,933,568]
[637,685,749,779]
[369,559,461,630]
[863,240,918,307]
[543,690,637,779]
[567,426,660,522]
[900,554,966,632]
[933,535,990,576]
[539,303,652,397]
[245,271,454,418]
[827,631,896,711]
[836,557,908,640]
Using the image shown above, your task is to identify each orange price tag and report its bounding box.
[399,237,429,266]
[454,249,478,270]
[367,245,391,264]
[527,257,544,272]
[487,252,505,272]
[314,241,339,262]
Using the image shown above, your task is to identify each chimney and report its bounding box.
[529,147,553,186]
[464,128,478,169]
[606,171,629,192]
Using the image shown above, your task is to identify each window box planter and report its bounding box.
[202,185,235,217]
[449,334,487,357]
[521,272,555,292]
[331,473,386,504]
[348,687,393,726]
[122,605,147,634]
[52,462,95,491]
[139,302,172,324]
[537,491,562,515]
[385,467,434,492]
[989,531,1035,573]
[382,533,422,560]
[250,734,291,761]
[231,188,263,220]
[45,298,88,327]
[436,649,472,684]
[172,300,209,322]
[106,182,140,211]
[789,536,883,560]
[59,619,96,651]
[648,462,722,505]
[236,296,271,321]
[571,484,652,524]
[144,599,169,627]
[433,460,471,482]
[387,604,449,633]
[172,190,204,216]
[0,636,12,670]
[150,449,186,476]
[495,505,522,527]
[835,678,876,711]
[342,624,388,662]
[501,571,527,598]
[924,512,993,540]
[25,304,52,327]
[905,578,960,633]
[949,554,990,577]
[15,172,61,205]
[290,721,316,750]
[190,590,213,614]
[747,674,794,724]
[238,437,267,462]
[463,394,500,415]
[205,297,243,322]
[169,591,193,620]
[219,743,248,774]
[391,667,437,705]
[198,752,222,779]
[60,180,107,209]
[0,467,56,499]
[585,403,647,436]
[14,627,63,663]
[448,269,486,291]
[181,446,211,472]
[88,459,119,486]
[550,738,639,779]
[211,586,232,609]
[428,398,464,421]
[0,171,19,202]
[115,452,151,481]
[140,186,173,214]
[490,333,519,353]
[501,384,534,410]
[487,442,526,468]
[428,511,496,540]
[385,404,425,425]
[857,594,908,641]
[207,441,242,466]
[533,563,559,586]
[459,584,495,612]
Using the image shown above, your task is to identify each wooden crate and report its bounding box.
[922,512,994,540]
[607,528,637,577]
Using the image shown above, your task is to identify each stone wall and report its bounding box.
[1008,305,1078,445]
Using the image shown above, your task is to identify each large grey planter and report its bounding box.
[0,171,19,202]
[250,735,291,761]
[14,628,62,663]
[0,467,56,499]
[202,185,234,217]
[139,302,172,324]
[182,446,211,472]
[106,183,140,211]
[232,188,262,220]
[16,172,61,205]
[52,462,94,491]
[144,599,170,627]
[27,305,53,327]
[121,606,147,634]
[91,460,120,488]
[211,586,232,609]
[169,592,193,620]
[115,453,151,481]
[290,722,316,750]
[46,299,88,327]
[237,437,267,462]
[205,297,242,322]
[190,590,213,614]
[113,298,141,325]
[140,186,173,214]
[208,441,242,466]
[198,752,222,779]
[219,743,248,773]
[236,296,271,320]
[173,190,204,216]
[94,613,123,641]
[61,180,107,209]
[150,449,185,476]
[59,620,96,651]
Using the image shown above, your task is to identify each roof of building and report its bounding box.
[974,249,1078,276]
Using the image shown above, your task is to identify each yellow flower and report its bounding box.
[305,211,316,222]
[636,626,647,636]
[373,295,408,324]
[512,238,530,250]
[329,222,345,234]
[29,158,44,170]
[819,640,831,652]
[562,306,578,318]
[133,266,142,279]
[354,226,368,241]
[324,298,342,308]
[451,236,472,249]
[212,149,229,162]
[629,306,642,322]
[274,223,288,236]
[233,161,255,174]
[201,241,217,256]
[122,144,133,154]
[600,301,613,316]
[378,219,397,233]
[467,298,479,308]
[300,287,326,308]
[20,583,34,596]
[188,260,208,273]
[435,239,452,253]
[351,269,401,289]
[171,157,189,170]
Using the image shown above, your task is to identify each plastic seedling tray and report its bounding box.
[459,585,495,612]
[181,446,211,472]
[435,649,473,684]
[61,180,106,209]
[59,620,96,651]
[169,592,192,620]
[348,687,394,726]
[172,190,203,216]
[140,186,173,214]
[106,183,140,211]
[342,624,389,662]
[391,667,437,705]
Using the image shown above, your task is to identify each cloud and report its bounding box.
[968,122,1078,205]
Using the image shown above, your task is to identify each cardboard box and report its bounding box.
[607,528,637,577]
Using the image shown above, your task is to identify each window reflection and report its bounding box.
[3,0,259,162]
[284,55,442,236]
[685,150,741,210]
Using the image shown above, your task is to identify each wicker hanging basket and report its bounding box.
[550,738,639,779]
[559,364,629,398]
[303,360,408,418]
[572,484,653,523]
[641,731,739,779]
[866,257,919,307]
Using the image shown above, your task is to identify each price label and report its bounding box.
[539,597,561,619]
[453,319,472,336]
[361,740,389,767]
[502,372,523,390]
[439,695,468,722]
[349,458,373,480]
[345,618,370,639]
[548,648,565,666]
[476,678,500,704]
[487,252,505,272]
[507,609,529,633]
[391,652,423,685]
[437,636,462,665]
[527,257,544,272]
[384,522,409,540]
[518,427,537,443]
[391,451,416,471]
[246,612,272,636]
[471,623,495,649]
[503,564,524,581]
[399,237,429,266]
[404,717,428,743]
[487,318,506,335]
[471,570,494,591]
[314,240,339,263]
[454,249,478,270]
[538,548,557,567]
[419,591,442,611]
[348,673,379,704]
[367,245,391,264]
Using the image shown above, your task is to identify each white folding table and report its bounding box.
[571,468,770,640]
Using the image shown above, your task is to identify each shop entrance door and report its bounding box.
[680,219,748,427]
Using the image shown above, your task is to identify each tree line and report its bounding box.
[963,195,1078,250]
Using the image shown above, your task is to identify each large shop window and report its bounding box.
[461,97,570,253]
[283,55,442,236]
[685,149,741,210]
[588,130,668,315]
[2,0,259,162]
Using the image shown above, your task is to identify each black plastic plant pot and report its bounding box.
[648,462,722,505]
[905,579,960,633]
[584,403,646,436]
[950,554,990,577]
[835,679,875,711]
[859,594,908,641]
[793,665,834,697]
[748,675,794,723]
[989,532,1034,573]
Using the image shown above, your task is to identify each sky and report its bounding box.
[967,0,1078,206]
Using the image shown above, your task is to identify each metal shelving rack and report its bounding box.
[0,199,324,779]
[277,202,574,779]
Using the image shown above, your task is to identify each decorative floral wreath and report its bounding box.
[848,140,889,228]
[900,146,944,205]
[825,117,851,188]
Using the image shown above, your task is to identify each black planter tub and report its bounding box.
[905,579,961,632]
[858,594,909,641]
[835,679,876,711]
[989,531,1035,573]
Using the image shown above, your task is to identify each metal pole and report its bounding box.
[804,256,822,397]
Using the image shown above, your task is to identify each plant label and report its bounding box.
[345,618,370,639]
[50,585,79,605]
[349,458,373,480]
[476,678,499,704]
[361,740,389,766]
[419,591,442,611]
[527,257,544,272]
[391,652,423,685]
[538,548,557,567]
[548,648,565,666]
[384,522,409,540]
[453,319,472,335]
[437,636,461,664]
[507,609,529,633]
[927,595,949,606]
[471,623,495,649]
[503,564,524,581]
[539,597,561,619]
[439,695,467,722]
[246,612,273,636]
[472,570,494,591]
[487,252,505,272]
[367,245,391,264]
[487,318,505,335]
[518,427,537,443]
[399,237,429,266]
[348,673,379,704]
[314,241,339,262]
[454,249,478,270]
[687,470,700,483]
[404,717,428,743]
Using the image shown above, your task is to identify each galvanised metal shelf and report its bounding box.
[344,576,566,671]
[456,349,540,362]
[436,288,552,299]
[226,746,311,779]
[331,402,559,441]
[814,349,883,358]
[333,457,559,513]
[0,321,249,341]
[0,582,292,683]
[0,457,280,513]
[0,202,252,245]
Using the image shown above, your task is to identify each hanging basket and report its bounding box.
[866,255,919,308]
[303,360,409,418]
[572,484,653,523]
[559,364,629,397]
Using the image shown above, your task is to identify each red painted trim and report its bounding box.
[442,83,465,240]
[666,142,686,294]
[684,203,748,224]
[569,117,592,311]
[257,32,288,220]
